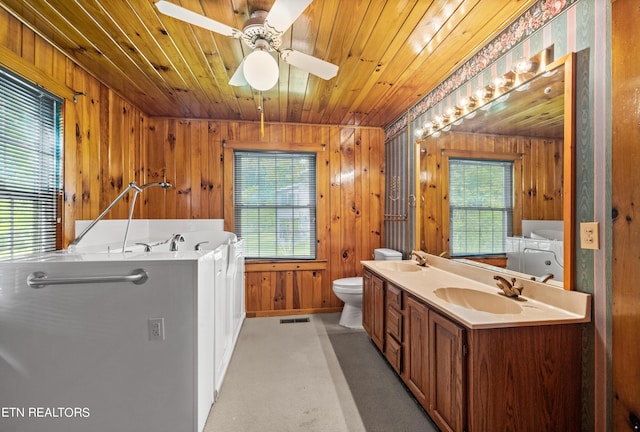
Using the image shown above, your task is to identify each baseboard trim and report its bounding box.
[246,307,343,318]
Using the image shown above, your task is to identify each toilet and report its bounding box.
[332,248,402,328]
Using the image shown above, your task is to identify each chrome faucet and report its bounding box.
[493,275,524,298]
[68,181,171,252]
[169,234,185,251]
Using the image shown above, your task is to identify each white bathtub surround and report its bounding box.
[71,219,231,253]
[506,219,564,280]
[0,222,245,432]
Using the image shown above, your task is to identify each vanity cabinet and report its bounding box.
[362,268,582,432]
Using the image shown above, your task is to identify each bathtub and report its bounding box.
[0,222,245,432]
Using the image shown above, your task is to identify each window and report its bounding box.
[0,68,63,260]
[448,158,513,256]
[234,151,316,259]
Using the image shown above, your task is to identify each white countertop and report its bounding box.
[362,257,591,329]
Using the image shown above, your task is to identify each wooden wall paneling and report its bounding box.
[70,65,88,222]
[0,9,22,54]
[207,121,223,219]
[145,117,167,219]
[193,120,206,219]
[135,109,148,218]
[520,137,533,232]
[164,119,178,219]
[284,271,295,311]
[33,33,52,76]
[315,126,331,264]
[97,85,110,220]
[107,93,126,219]
[84,78,101,220]
[328,125,343,306]
[439,143,450,255]
[173,120,191,219]
[612,0,640,428]
[340,127,357,278]
[244,271,260,316]
[63,98,78,246]
[358,128,371,262]
[222,143,235,232]
[20,22,34,64]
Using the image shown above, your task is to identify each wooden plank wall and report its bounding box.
[418,132,563,256]
[0,9,385,317]
[0,8,149,244]
[612,0,640,428]
[125,118,386,317]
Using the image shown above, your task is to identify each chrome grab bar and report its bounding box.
[27,268,149,289]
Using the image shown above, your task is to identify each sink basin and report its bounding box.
[433,287,523,314]
[375,261,423,272]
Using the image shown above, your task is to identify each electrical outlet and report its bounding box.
[580,222,599,250]
[148,318,165,341]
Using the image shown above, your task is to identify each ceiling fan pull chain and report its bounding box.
[259,91,264,138]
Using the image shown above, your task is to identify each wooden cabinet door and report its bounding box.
[363,270,385,351]
[371,274,385,351]
[429,310,466,432]
[362,271,373,336]
[405,295,429,411]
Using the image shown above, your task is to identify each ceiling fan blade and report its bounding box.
[280,49,338,80]
[229,60,248,87]
[155,1,241,38]
[265,0,313,34]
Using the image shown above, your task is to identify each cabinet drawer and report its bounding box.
[385,334,402,374]
[386,305,403,342]
[387,284,402,310]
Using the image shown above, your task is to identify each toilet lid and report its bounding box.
[333,277,362,289]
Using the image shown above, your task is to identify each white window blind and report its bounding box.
[449,158,513,256]
[0,67,63,260]
[234,151,316,259]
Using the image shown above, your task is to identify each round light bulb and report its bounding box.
[243,49,279,91]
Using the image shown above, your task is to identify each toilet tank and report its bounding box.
[374,248,402,261]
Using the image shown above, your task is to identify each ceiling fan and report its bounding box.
[155,0,339,91]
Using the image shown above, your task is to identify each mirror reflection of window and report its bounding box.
[448,158,513,256]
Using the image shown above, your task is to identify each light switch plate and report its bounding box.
[580,222,599,250]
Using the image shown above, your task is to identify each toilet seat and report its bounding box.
[332,277,363,294]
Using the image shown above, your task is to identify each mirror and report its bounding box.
[416,52,575,290]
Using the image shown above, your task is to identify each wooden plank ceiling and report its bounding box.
[0,0,537,127]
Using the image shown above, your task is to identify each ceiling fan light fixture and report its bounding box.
[243,48,279,91]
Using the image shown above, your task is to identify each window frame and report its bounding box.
[230,145,321,260]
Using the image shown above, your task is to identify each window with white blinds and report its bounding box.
[234,151,316,259]
[449,158,513,256]
[0,67,63,260]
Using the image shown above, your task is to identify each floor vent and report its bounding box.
[280,317,310,324]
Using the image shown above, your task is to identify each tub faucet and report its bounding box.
[493,275,524,298]
[170,234,185,251]
[194,241,209,251]
[68,181,172,252]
